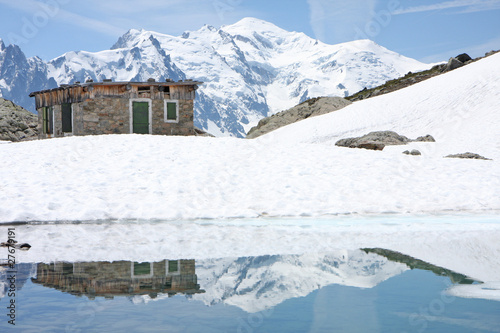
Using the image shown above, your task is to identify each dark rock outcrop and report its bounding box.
[456,53,472,63]
[445,152,491,160]
[246,97,352,139]
[0,97,38,142]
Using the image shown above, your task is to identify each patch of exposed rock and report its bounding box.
[194,127,215,137]
[0,98,38,142]
[246,97,352,139]
[335,131,435,151]
[445,153,491,160]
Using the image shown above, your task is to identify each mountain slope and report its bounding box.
[264,52,500,161]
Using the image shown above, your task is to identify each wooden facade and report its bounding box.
[29,79,202,139]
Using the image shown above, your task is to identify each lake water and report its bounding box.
[1,216,499,332]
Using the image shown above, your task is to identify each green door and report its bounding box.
[61,103,72,133]
[133,102,149,134]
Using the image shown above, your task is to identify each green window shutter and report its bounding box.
[166,102,177,121]
[133,101,149,134]
[43,107,54,134]
[62,103,72,133]
[42,107,48,134]
[168,260,178,273]
[48,107,53,134]
[133,262,151,276]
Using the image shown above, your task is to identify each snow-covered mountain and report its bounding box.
[132,250,408,313]
[0,18,431,137]
[0,38,57,109]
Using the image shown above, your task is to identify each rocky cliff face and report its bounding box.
[0,39,57,111]
[0,97,38,142]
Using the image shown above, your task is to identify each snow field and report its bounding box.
[1,53,500,223]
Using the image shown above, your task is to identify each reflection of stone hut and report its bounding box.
[31,260,204,299]
[29,79,202,139]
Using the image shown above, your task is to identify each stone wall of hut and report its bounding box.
[37,97,194,139]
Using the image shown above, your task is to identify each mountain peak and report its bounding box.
[111,28,150,50]
[0,38,5,51]
[223,17,288,35]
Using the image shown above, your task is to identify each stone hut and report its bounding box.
[29,79,202,139]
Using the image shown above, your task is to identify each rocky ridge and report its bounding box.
[0,97,38,142]
[246,97,352,138]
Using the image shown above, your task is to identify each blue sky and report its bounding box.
[0,0,499,63]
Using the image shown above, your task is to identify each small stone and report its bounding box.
[402,150,410,155]
[410,149,421,155]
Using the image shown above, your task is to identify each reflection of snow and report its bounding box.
[447,282,500,302]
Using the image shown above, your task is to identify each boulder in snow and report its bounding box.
[445,152,492,160]
[336,131,410,148]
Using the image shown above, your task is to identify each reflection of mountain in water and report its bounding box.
[30,260,204,300]
[192,250,409,313]
[0,263,36,300]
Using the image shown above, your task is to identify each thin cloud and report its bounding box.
[394,0,500,15]
[307,0,377,43]
[0,0,125,37]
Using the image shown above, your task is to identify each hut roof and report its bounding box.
[29,79,203,97]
